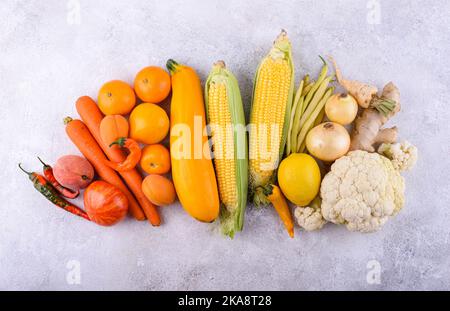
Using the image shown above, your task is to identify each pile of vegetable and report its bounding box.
[20,30,417,237]
[284,53,417,234]
[21,66,174,226]
[247,31,417,236]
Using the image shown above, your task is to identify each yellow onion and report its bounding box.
[306,122,350,162]
[325,93,358,125]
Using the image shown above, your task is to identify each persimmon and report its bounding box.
[134,66,171,103]
[140,144,170,174]
[98,80,136,115]
[142,174,176,206]
[99,115,129,147]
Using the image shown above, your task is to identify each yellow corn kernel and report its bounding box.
[205,61,248,237]
[249,31,294,205]
[208,82,238,211]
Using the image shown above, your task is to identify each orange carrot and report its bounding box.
[75,96,161,226]
[64,117,146,221]
[264,184,294,238]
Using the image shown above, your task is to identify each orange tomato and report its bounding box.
[99,115,129,147]
[140,144,171,174]
[134,66,171,103]
[129,103,169,144]
[142,174,176,206]
[98,80,136,115]
[84,181,129,226]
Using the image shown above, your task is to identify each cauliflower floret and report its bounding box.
[378,141,418,171]
[294,197,326,231]
[320,150,405,233]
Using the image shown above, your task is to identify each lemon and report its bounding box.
[277,153,321,206]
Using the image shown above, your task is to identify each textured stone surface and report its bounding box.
[1,0,449,290]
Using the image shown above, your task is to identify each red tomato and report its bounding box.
[84,181,128,226]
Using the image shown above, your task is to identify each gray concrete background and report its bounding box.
[1,0,449,290]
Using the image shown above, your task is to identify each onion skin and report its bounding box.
[325,93,358,125]
[306,122,350,162]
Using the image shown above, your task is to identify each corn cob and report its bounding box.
[249,30,295,205]
[205,61,248,237]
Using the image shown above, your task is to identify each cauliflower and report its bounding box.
[320,150,405,233]
[294,197,326,231]
[378,141,418,171]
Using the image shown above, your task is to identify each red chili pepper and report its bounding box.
[18,163,90,221]
[37,157,79,199]
[103,137,142,172]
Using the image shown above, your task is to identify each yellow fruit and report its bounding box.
[277,153,321,206]
[129,103,169,144]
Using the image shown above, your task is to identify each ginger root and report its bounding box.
[350,82,401,152]
[330,56,398,115]
[328,56,401,152]
[330,56,378,108]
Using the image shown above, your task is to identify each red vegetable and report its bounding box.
[103,137,141,172]
[64,116,147,221]
[53,155,94,191]
[75,97,161,225]
[37,157,79,199]
[19,163,90,221]
[84,181,128,226]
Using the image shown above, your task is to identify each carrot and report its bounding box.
[75,96,161,226]
[263,184,294,238]
[64,117,146,221]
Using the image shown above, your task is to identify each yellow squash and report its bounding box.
[166,59,220,222]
